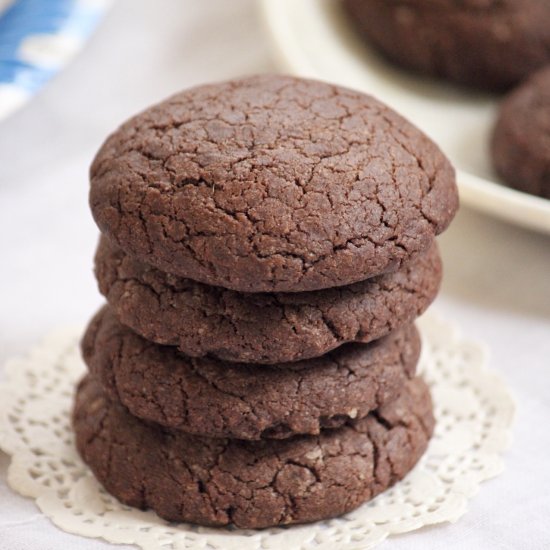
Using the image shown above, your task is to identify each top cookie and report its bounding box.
[90,75,457,292]
[343,0,550,92]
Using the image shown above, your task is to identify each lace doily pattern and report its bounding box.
[0,314,514,550]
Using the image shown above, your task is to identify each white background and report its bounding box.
[1,1,549,548]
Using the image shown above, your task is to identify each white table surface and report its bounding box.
[1,1,549,548]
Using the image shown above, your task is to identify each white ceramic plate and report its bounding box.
[260,0,550,234]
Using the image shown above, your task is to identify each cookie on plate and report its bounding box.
[491,66,550,199]
[82,306,420,440]
[89,74,457,292]
[73,375,433,528]
[343,0,550,91]
[95,236,440,364]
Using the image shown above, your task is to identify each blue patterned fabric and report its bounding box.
[0,0,108,108]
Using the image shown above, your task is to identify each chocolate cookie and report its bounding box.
[89,75,457,292]
[95,236,440,364]
[491,66,550,199]
[74,375,433,528]
[343,0,550,92]
[82,306,420,440]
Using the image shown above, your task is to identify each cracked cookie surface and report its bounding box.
[343,0,550,92]
[89,74,457,292]
[83,306,420,440]
[95,236,440,363]
[73,375,433,528]
[492,66,550,199]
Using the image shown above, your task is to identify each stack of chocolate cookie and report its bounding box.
[74,75,458,528]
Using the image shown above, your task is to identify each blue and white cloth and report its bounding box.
[0,0,109,120]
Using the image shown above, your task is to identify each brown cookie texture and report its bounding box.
[89,74,457,292]
[73,375,433,528]
[491,66,550,199]
[95,236,441,364]
[343,0,550,92]
[82,305,421,440]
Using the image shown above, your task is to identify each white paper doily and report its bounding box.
[0,313,515,550]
